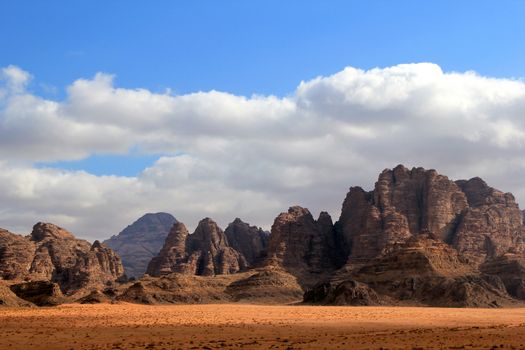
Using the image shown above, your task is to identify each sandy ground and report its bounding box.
[2,304,525,349]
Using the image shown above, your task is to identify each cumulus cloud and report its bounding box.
[1,62,525,240]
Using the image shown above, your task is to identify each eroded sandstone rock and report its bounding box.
[147,218,248,277]
[0,223,124,295]
[224,218,268,266]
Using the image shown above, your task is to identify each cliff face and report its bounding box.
[338,166,469,262]
[453,178,525,265]
[266,207,343,275]
[303,165,525,307]
[224,218,269,266]
[104,213,177,278]
[147,218,248,277]
[0,223,124,294]
[337,165,525,265]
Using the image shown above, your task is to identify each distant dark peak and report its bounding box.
[103,212,177,278]
[120,212,177,236]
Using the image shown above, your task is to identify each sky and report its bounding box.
[1,1,525,240]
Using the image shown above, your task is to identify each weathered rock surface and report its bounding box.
[303,280,382,306]
[453,177,525,265]
[118,267,303,305]
[0,281,33,307]
[305,235,514,307]
[225,267,303,303]
[0,223,124,295]
[147,218,248,277]
[481,254,525,300]
[339,165,469,262]
[224,218,269,266]
[104,213,177,278]
[0,228,35,279]
[337,165,525,267]
[10,281,65,306]
[266,207,342,275]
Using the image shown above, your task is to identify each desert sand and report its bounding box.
[1,304,525,349]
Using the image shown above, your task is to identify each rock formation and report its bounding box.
[266,207,342,276]
[453,177,525,265]
[104,213,177,278]
[9,281,65,306]
[0,281,33,307]
[0,223,124,295]
[4,164,525,308]
[336,165,525,265]
[147,218,248,277]
[303,165,525,307]
[224,218,268,266]
[303,279,382,306]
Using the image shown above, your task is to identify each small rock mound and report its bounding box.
[226,268,303,303]
[10,281,65,306]
[303,280,382,306]
[0,281,33,307]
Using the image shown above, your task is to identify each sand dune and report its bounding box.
[2,304,525,349]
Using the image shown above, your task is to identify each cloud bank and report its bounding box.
[1,63,525,240]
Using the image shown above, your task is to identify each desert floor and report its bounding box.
[2,304,525,349]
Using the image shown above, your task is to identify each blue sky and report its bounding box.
[2,1,525,238]
[2,0,524,99]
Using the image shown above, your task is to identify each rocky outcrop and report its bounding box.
[104,213,177,278]
[305,235,514,307]
[10,281,65,306]
[118,268,303,305]
[146,222,193,275]
[303,280,382,306]
[0,228,35,279]
[147,218,248,277]
[453,178,525,265]
[337,165,525,266]
[481,254,525,300]
[0,281,33,307]
[0,223,124,295]
[224,218,268,266]
[266,207,342,275]
[339,165,469,262]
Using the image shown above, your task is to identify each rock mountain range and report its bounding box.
[2,164,525,308]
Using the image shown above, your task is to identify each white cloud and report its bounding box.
[1,63,525,240]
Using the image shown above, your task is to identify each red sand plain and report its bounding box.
[2,303,525,349]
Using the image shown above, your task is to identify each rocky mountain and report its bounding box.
[302,165,525,307]
[224,218,269,266]
[0,223,124,298]
[146,218,248,277]
[4,164,525,308]
[104,213,177,278]
[266,207,343,275]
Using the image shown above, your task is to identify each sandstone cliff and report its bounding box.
[337,165,525,265]
[266,207,343,278]
[104,213,177,278]
[304,165,525,307]
[0,223,124,295]
[147,218,247,277]
[224,218,268,266]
